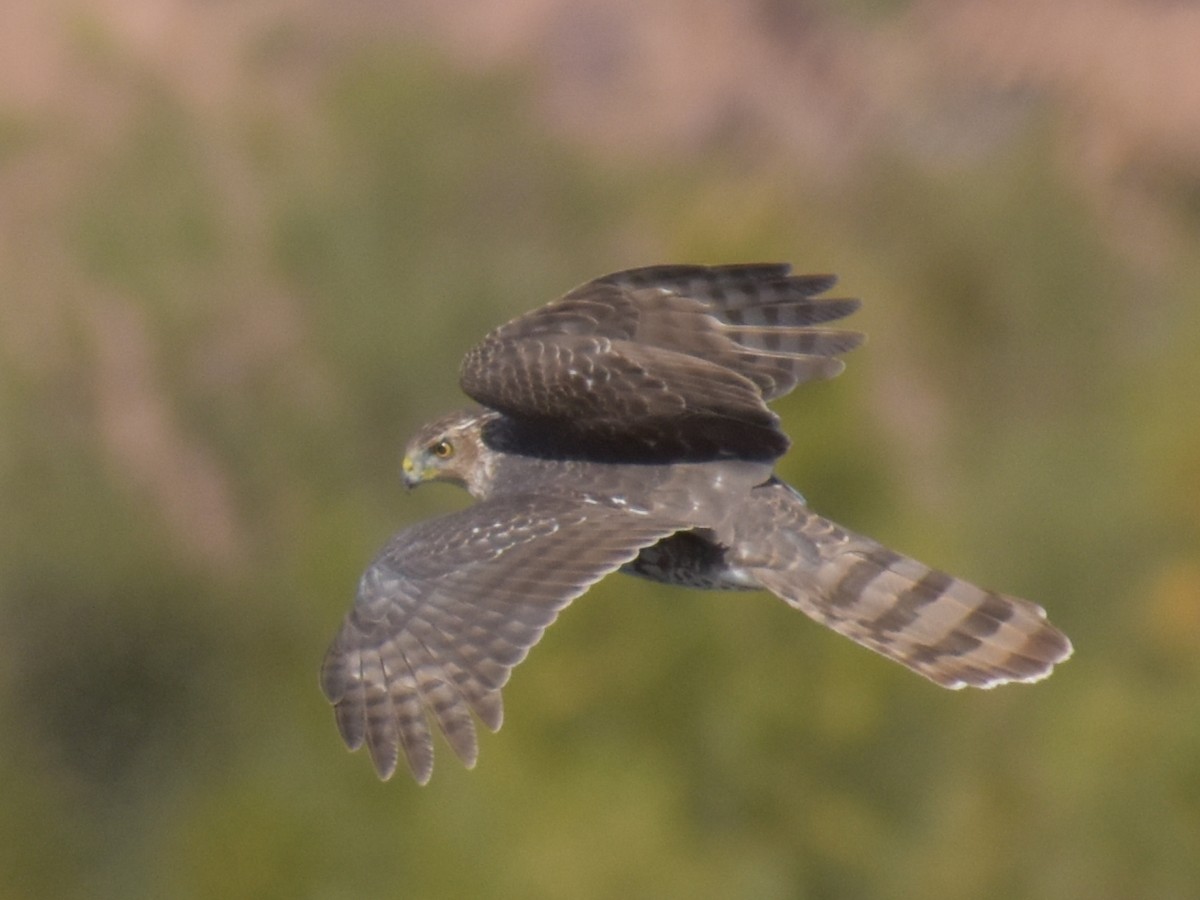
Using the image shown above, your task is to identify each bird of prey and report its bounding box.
[321,263,1072,783]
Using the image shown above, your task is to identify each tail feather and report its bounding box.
[740,487,1072,689]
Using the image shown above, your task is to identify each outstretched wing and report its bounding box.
[459,264,862,460]
[321,493,684,783]
[730,482,1072,689]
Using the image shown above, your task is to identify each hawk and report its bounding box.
[321,264,1072,783]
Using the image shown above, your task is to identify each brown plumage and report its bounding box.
[459,263,862,460]
[321,264,1072,783]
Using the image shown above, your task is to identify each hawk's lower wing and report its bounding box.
[321,493,685,784]
[731,482,1072,689]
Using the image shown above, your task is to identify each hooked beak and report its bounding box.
[401,455,421,490]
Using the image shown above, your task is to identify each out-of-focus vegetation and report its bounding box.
[2,2,1199,898]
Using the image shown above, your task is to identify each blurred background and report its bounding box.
[2,1,1198,897]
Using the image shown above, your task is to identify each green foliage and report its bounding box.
[2,19,1199,900]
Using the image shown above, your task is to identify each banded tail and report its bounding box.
[739,484,1072,689]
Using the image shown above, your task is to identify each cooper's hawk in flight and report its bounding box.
[321,264,1072,783]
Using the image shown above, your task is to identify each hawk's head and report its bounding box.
[401,408,498,498]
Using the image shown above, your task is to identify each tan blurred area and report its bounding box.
[4,0,1198,566]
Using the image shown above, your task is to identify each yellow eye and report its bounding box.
[431,440,454,460]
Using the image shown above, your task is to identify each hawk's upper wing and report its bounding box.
[320,492,685,784]
[459,264,862,460]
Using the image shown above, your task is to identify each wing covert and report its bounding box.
[459,264,863,460]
